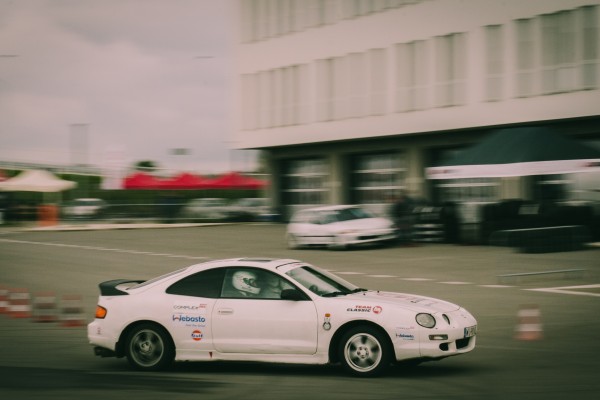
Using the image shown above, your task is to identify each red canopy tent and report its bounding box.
[122,172,165,190]
[204,172,267,190]
[122,171,267,190]
[158,172,207,190]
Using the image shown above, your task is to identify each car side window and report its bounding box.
[221,268,294,300]
[166,268,226,298]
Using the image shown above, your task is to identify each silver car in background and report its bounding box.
[286,205,397,250]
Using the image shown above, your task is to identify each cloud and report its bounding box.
[0,0,252,174]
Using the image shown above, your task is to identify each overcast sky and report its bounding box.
[0,0,255,175]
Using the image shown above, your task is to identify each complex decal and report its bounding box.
[173,303,208,311]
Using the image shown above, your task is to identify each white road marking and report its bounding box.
[0,238,209,260]
[527,284,600,297]
[401,278,432,281]
[479,285,514,288]
[2,238,596,297]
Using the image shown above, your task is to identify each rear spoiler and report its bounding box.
[99,279,145,296]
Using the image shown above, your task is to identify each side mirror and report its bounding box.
[280,288,308,301]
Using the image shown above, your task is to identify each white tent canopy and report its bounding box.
[0,169,77,192]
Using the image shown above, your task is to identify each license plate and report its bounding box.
[464,325,477,338]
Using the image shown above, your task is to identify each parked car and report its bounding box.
[224,198,272,221]
[61,198,107,220]
[179,198,229,221]
[88,257,477,376]
[286,205,397,250]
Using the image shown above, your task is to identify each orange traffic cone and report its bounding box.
[515,304,543,341]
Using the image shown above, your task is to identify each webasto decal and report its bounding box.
[172,314,207,327]
[172,314,206,323]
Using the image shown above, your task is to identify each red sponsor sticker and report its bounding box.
[191,330,203,341]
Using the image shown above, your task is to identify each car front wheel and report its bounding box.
[338,325,392,377]
[125,323,174,371]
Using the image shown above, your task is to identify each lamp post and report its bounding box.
[170,148,191,174]
[70,123,89,197]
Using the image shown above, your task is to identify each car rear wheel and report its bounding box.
[126,323,174,371]
[338,325,392,377]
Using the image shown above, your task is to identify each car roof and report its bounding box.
[186,257,303,273]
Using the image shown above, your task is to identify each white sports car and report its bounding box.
[88,258,477,376]
[286,205,397,250]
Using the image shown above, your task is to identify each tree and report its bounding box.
[134,160,159,173]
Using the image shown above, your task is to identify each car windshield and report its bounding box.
[285,265,365,297]
[320,207,373,224]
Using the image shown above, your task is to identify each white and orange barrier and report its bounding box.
[515,304,543,341]
[32,291,59,322]
[7,288,32,319]
[60,294,85,327]
[0,285,9,314]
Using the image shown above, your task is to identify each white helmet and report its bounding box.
[232,270,261,295]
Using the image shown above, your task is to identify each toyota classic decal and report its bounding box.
[346,305,383,314]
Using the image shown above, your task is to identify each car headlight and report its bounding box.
[416,313,436,328]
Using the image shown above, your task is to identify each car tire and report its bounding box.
[125,323,174,371]
[338,325,392,377]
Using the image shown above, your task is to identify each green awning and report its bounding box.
[427,127,600,179]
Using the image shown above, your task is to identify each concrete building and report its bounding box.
[232,0,600,221]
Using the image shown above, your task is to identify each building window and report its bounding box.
[514,5,598,98]
[541,10,577,94]
[581,5,599,89]
[369,48,388,115]
[240,0,433,43]
[347,52,367,118]
[316,48,388,122]
[241,63,309,130]
[396,40,428,112]
[283,159,329,206]
[434,179,499,204]
[259,71,270,128]
[484,25,504,102]
[434,32,467,107]
[316,58,335,121]
[515,18,536,97]
[351,153,406,206]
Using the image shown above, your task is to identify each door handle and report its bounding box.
[218,308,234,315]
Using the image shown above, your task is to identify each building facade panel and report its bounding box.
[233,0,600,220]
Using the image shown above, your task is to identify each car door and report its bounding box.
[164,268,226,357]
[212,268,319,355]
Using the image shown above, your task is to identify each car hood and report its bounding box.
[327,218,393,231]
[342,290,460,313]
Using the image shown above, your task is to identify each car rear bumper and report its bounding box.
[88,320,118,354]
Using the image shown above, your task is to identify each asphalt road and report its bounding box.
[1,223,599,400]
